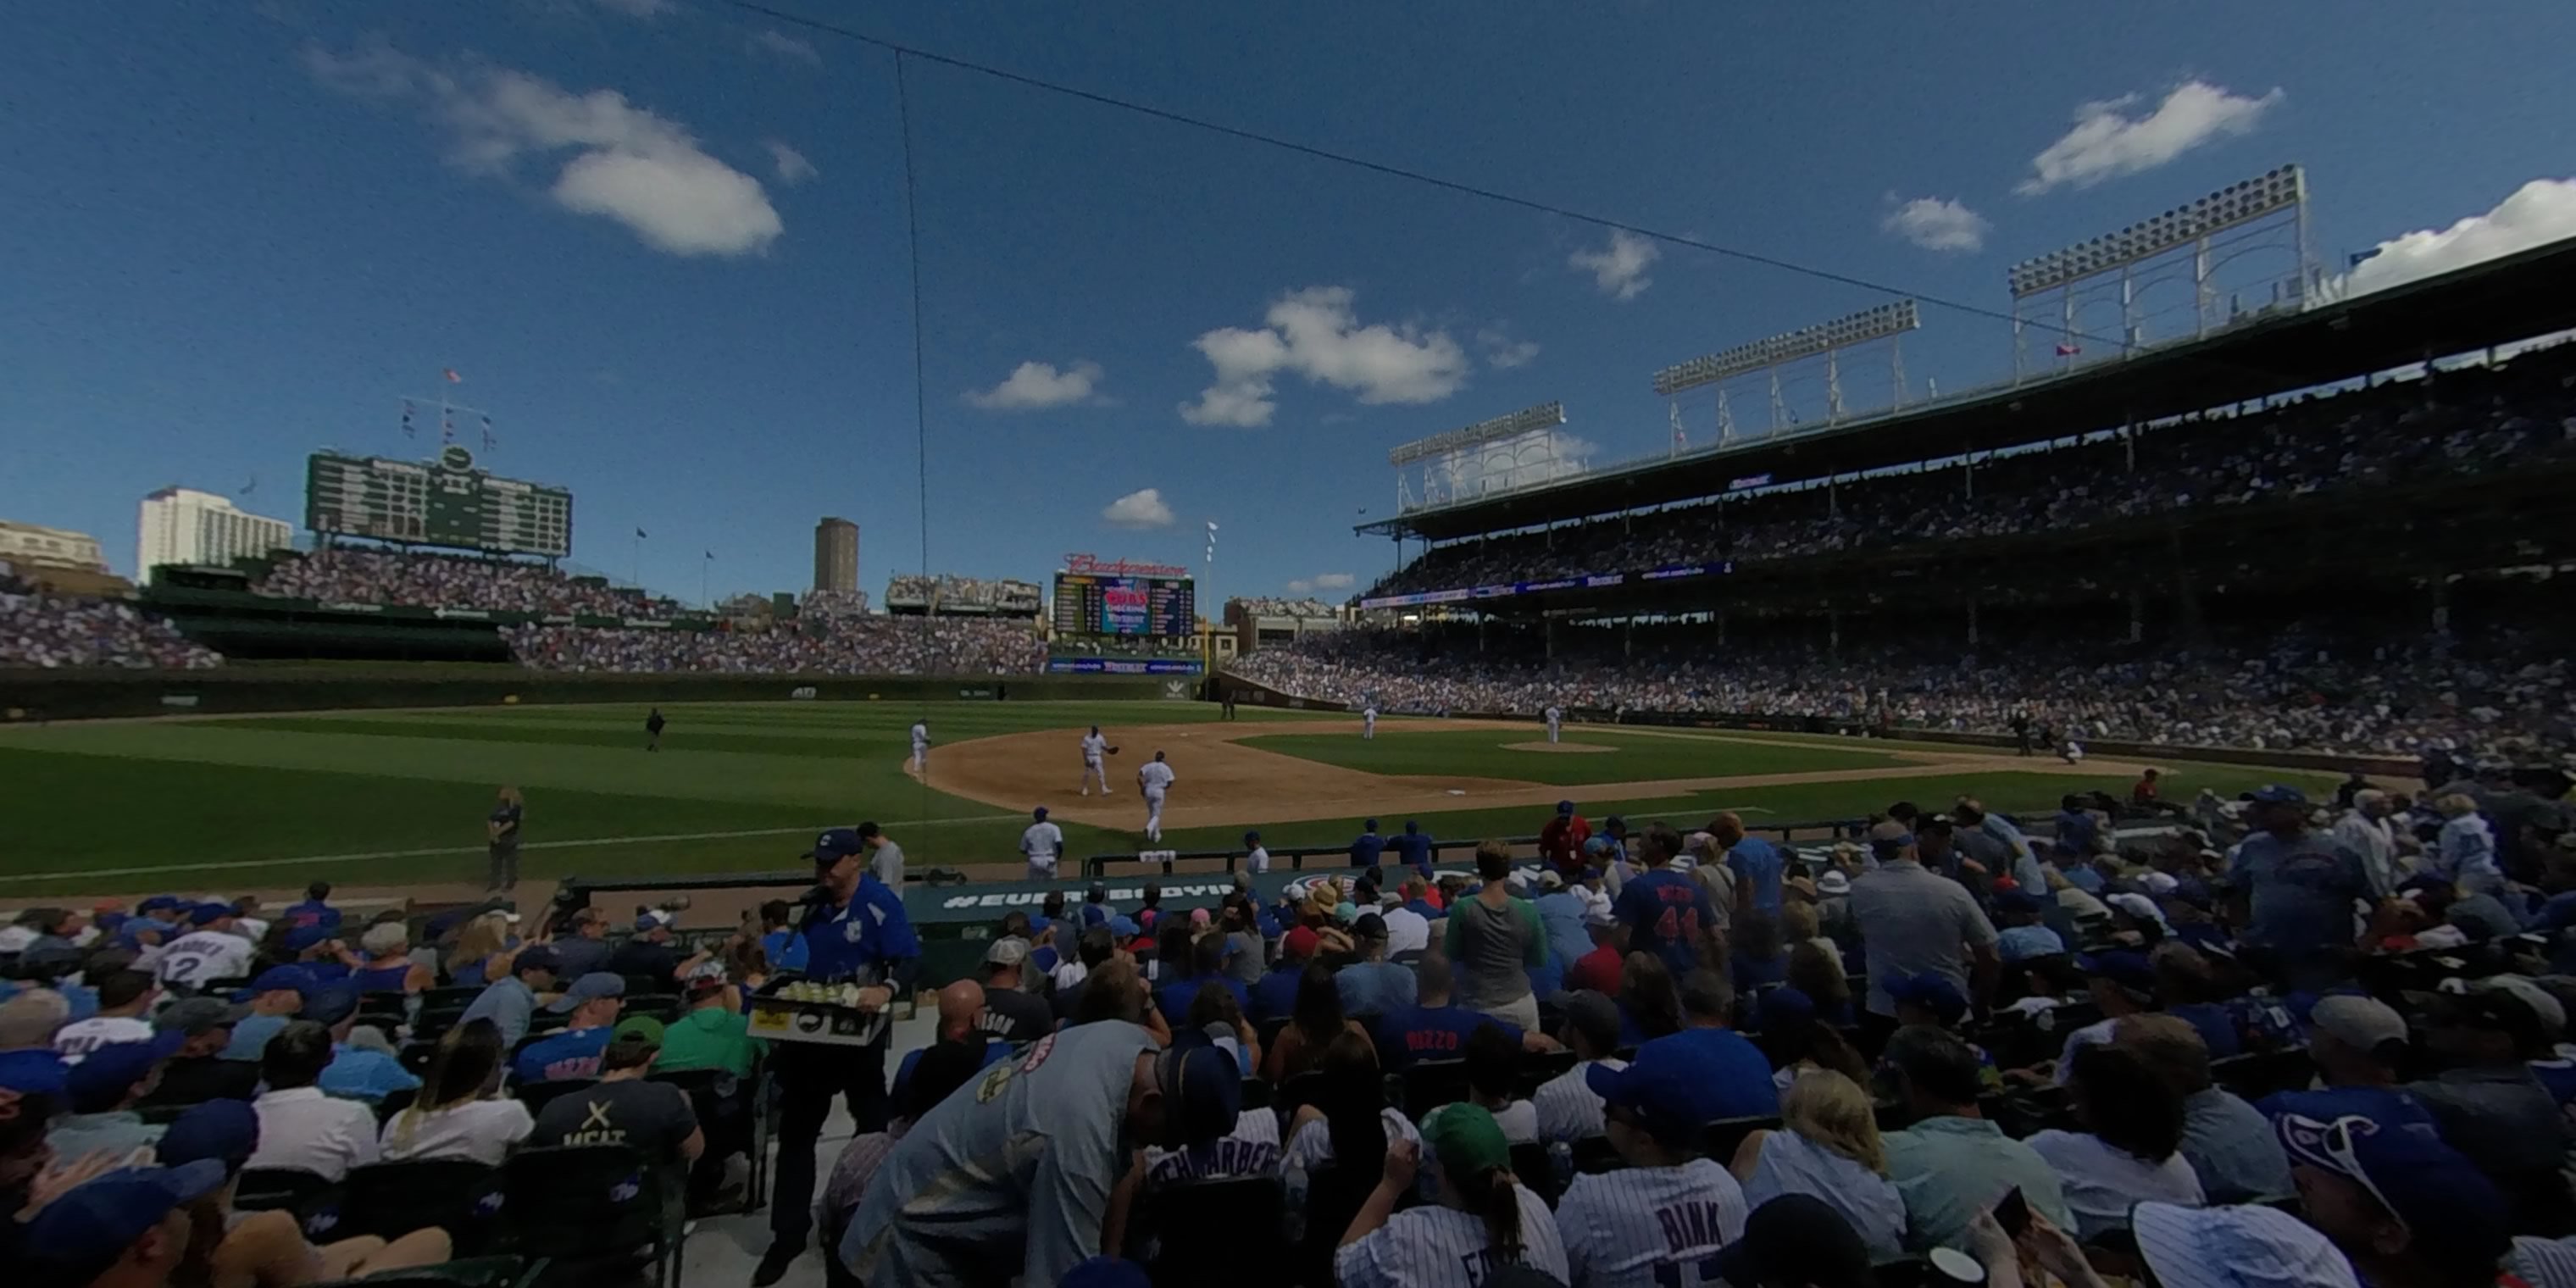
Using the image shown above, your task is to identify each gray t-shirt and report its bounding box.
[1847,861,1997,1017]
[844,1020,1158,1287]
[1446,896,1541,1013]
[872,841,906,891]
[530,1077,697,1166]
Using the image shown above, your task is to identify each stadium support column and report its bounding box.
[1545,614,1556,662]
[2430,575,2451,647]
[1624,614,1634,659]
[1829,610,1840,660]
[1967,602,1979,647]
[2128,591,2144,645]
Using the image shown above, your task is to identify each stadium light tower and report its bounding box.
[2006,164,2309,380]
[1388,401,1572,514]
[1651,300,1919,452]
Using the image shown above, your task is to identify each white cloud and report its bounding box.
[1476,326,1541,369]
[965,360,1104,411]
[1882,196,1990,253]
[591,0,676,17]
[2345,177,2576,296]
[1102,488,1174,529]
[2018,80,2284,196]
[763,140,817,186]
[1179,286,1469,428]
[1568,229,1659,300]
[747,28,819,65]
[304,39,782,257]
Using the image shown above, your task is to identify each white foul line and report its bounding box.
[0,813,1026,886]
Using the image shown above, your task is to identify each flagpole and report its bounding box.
[700,552,710,609]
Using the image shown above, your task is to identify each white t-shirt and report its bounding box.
[379,1098,536,1167]
[1534,1058,1624,1144]
[1137,761,1175,794]
[2024,1130,2207,1240]
[155,930,256,991]
[1741,1130,1907,1261]
[1381,907,1431,956]
[1285,1108,1419,1174]
[55,1015,154,1063]
[1247,846,1270,874]
[1080,732,1108,763]
[1490,1099,1539,1146]
[248,1087,382,1181]
[1020,822,1065,865]
[1051,960,1091,992]
[1555,1159,1746,1288]
[1337,1185,1566,1288]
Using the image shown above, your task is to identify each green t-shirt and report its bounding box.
[658,1004,759,1079]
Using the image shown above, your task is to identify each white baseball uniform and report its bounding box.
[911,721,930,772]
[1020,819,1066,880]
[1334,1184,1568,1288]
[1546,706,1563,743]
[155,929,256,992]
[1137,759,1175,841]
[1363,707,1378,740]
[2062,739,2085,764]
[1246,844,1270,874]
[1553,1159,1749,1288]
[1531,1057,1624,1144]
[1144,1109,1282,1189]
[1079,731,1111,795]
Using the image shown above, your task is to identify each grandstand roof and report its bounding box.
[1359,235,2576,543]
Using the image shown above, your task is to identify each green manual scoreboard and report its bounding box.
[305,447,574,558]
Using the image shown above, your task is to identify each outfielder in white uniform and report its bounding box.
[910,719,930,773]
[1553,1037,1752,1288]
[1078,726,1112,796]
[1244,830,1269,874]
[1545,705,1563,744]
[1363,706,1378,740]
[1136,751,1175,842]
[1019,807,1066,881]
[1334,1105,1568,1288]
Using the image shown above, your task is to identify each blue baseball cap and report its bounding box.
[187,902,235,926]
[1034,807,1049,821]
[1557,800,1576,815]
[1889,973,1969,1025]
[2276,1111,2509,1268]
[546,972,626,1013]
[234,965,312,1002]
[24,1163,229,1284]
[1757,986,1817,1033]
[2078,950,2158,993]
[1152,1043,1241,1148]
[300,981,361,1028]
[808,827,867,866]
[1106,914,1141,938]
[1582,836,1613,857]
[1058,1257,1153,1288]
[136,895,180,914]
[0,1048,68,1096]
[1870,830,1917,860]
[156,1098,259,1170]
[2244,784,2309,805]
[1587,1030,1746,1142]
[64,1032,185,1111]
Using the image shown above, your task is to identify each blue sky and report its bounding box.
[7,1,2574,603]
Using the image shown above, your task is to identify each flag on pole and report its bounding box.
[401,400,415,438]
[480,414,495,452]
[703,550,714,561]
[443,368,463,384]
[2056,342,2082,357]
[441,413,454,444]
[636,527,648,539]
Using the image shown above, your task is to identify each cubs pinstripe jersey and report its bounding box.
[1145,1109,1282,1187]
[1532,1058,1625,1143]
[1333,1185,1568,1288]
[1553,1158,1749,1288]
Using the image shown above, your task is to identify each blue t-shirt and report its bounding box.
[1402,899,1444,924]
[514,1024,613,1084]
[759,927,810,973]
[1726,837,1786,916]
[1535,892,1591,966]
[2165,1002,2244,1059]
[1997,924,2068,963]
[320,1044,424,1102]
[2054,810,2100,854]
[1391,832,1434,874]
[2063,865,2107,894]
[1351,833,1387,868]
[1659,1026,1781,1122]
[353,962,413,995]
[1613,869,1718,975]
[1526,953,1563,999]
[1155,974,1251,1026]
[280,899,342,932]
[801,875,920,982]
[1374,1004,1520,1071]
[1248,966,1303,1024]
[1335,962,1419,1019]
[222,1013,288,1062]
[2224,830,2368,956]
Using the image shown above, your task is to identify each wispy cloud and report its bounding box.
[1882,196,1990,253]
[965,360,1104,411]
[1180,287,1469,428]
[590,0,677,19]
[2019,80,2284,196]
[1285,573,1357,594]
[1568,229,1658,300]
[2345,177,2576,296]
[763,140,816,186]
[747,28,819,65]
[1102,487,1174,529]
[1476,326,1541,369]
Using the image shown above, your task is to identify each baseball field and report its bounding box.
[0,699,2349,899]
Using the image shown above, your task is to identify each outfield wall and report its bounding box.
[0,667,1194,721]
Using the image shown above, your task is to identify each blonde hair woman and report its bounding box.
[1729,1070,1906,1260]
[446,912,519,988]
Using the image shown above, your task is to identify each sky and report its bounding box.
[6,0,2575,604]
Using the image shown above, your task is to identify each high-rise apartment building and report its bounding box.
[137,487,292,583]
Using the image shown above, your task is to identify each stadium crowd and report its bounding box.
[14,767,2576,1288]
[1368,348,2576,599]
[0,564,221,669]
[1232,597,1346,619]
[506,614,1048,675]
[256,548,650,617]
[1228,616,2575,757]
[886,575,1045,616]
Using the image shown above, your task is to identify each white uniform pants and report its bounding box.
[1080,758,1108,794]
[1027,858,1058,882]
[912,742,928,772]
[1363,716,1375,740]
[1143,787,1167,841]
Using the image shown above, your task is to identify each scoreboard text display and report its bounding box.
[305,447,574,558]
[1052,573,1194,636]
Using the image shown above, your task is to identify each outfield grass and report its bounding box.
[0,700,2346,897]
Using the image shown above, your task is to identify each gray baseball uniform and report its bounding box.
[1553,1159,1749,1288]
[840,1021,1156,1286]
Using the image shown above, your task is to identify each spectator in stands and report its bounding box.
[549,908,613,979]
[1565,905,1624,996]
[458,945,558,1049]
[219,967,308,1062]
[2148,944,2244,1059]
[2433,793,2509,897]
[139,998,256,1108]
[818,1040,990,1288]
[2225,786,2371,965]
[1284,1029,1415,1185]
[1152,922,1247,1028]
[0,586,221,669]
[1992,891,2067,965]
[54,969,158,1060]
[1381,882,1435,958]
[2278,1108,2516,1288]
[1614,824,1722,978]
[1850,833,1999,1042]
[608,910,687,993]
[512,972,625,1084]
[0,990,71,1053]
[2401,981,2575,1226]
[1055,927,1124,1025]
[1540,802,1591,874]
[49,1036,177,1159]
[1734,1069,1906,1262]
[529,1017,703,1175]
[2025,1040,2204,1238]
[16,1163,219,1287]
[2335,790,2407,899]
[1555,1035,1752,1282]
[1266,963,1370,1080]
[1618,952,1685,1047]
[1339,1104,1568,1287]
[1459,1022,1536,1145]
[1752,987,1870,1095]
[1731,911,1790,988]
[2117,1014,2293,1202]
[244,1020,378,1181]
[1335,914,1418,1023]
[378,1018,531,1165]
[444,911,517,988]
[1715,813,1785,917]
[660,960,758,1081]
[155,1097,454,1285]
[1663,972,1779,1121]
[758,900,810,974]
[1879,1025,2074,1252]
[972,940,1052,1046]
[350,922,430,996]
[1533,990,1624,1144]
[1447,842,1549,1031]
[2257,996,2429,1126]
[299,983,419,1104]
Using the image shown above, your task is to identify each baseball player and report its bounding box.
[1545,705,1563,744]
[840,1022,1241,1287]
[1021,807,1066,880]
[1079,725,1113,796]
[1363,704,1379,740]
[1552,1035,1752,1288]
[910,719,930,774]
[1136,751,1176,842]
[1332,1103,1568,1288]
[1244,830,1270,874]
[2061,736,2085,765]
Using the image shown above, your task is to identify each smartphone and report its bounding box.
[1992,1186,2030,1239]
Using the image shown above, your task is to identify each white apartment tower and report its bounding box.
[136,487,291,583]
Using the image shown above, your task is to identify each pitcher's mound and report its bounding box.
[1503,740,1617,753]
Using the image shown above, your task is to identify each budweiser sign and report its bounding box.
[1063,552,1191,578]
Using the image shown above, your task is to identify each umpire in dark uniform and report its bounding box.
[754,826,919,1286]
